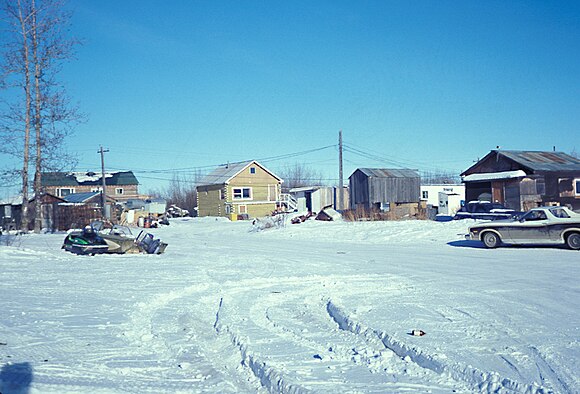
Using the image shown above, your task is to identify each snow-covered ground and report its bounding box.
[0,217,578,393]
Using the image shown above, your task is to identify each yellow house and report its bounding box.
[196,160,283,219]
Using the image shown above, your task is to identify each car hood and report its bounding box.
[469,218,517,229]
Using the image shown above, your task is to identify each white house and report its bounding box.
[420,184,465,206]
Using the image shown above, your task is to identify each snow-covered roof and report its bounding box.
[462,170,527,182]
[41,171,139,186]
[73,172,113,183]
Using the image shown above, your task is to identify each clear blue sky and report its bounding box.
[2,0,579,195]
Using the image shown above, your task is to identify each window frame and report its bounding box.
[57,188,75,197]
[232,187,252,200]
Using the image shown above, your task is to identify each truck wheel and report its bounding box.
[482,232,500,248]
[565,233,580,250]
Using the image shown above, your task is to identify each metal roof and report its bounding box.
[197,161,282,186]
[353,168,420,178]
[498,150,580,171]
[41,171,139,187]
[63,192,101,203]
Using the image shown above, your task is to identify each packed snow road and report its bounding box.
[0,217,578,393]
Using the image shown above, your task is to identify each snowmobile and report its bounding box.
[62,225,110,255]
[62,221,168,255]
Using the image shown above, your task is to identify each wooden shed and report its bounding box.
[461,150,580,211]
[348,168,421,211]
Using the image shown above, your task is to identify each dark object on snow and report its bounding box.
[315,205,342,221]
[453,201,519,221]
[291,211,313,224]
[136,231,168,254]
[409,329,426,336]
[62,221,167,255]
[62,225,109,255]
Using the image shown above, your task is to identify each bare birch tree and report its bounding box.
[1,0,33,230]
[1,0,81,231]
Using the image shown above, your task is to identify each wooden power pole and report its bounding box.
[98,146,109,219]
[338,130,343,210]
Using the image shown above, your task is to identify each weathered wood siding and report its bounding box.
[464,151,580,210]
[349,170,369,209]
[368,176,420,204]
[349,169,420,210]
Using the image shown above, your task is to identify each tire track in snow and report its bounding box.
[212,275,467,393]
[120,283,263,393]
[326,300,552,394]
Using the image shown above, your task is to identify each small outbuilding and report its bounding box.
[461,150,580,211]
[349,168,420,211]
[289,186,348,213]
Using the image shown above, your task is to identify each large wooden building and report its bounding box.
[461,150,580,211]
[41,171,139,201]
[196,161,283,219]
[349,168,420,211]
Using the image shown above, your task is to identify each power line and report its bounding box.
[77,144,337,175]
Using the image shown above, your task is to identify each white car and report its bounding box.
[466,206,580,250]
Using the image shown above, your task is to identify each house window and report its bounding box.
[239,205,247,214]
[220,189,226,200]
[232,187,252,200]
[575,179,580,196]
[249,167,256,174]
[116,188,124,195]
[422,191,429,199]
[91,187,102,193]
[57,188,74,197]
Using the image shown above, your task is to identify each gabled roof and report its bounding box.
[350,168,420,179]
[42,171,139,187]
[461,150,580,175]
[197,160,282,186]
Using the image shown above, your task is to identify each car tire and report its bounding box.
[482,232,500,248]
[565,233,580,250]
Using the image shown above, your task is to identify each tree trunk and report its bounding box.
[17,0,32,232]
[32,0,43,233]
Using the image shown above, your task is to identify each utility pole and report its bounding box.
[338,130,344,210]
[98,146,109,219]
